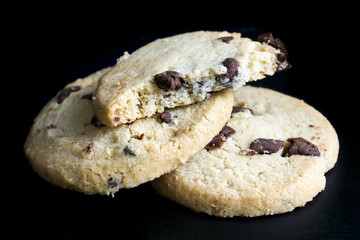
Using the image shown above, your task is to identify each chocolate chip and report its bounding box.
[223,58,239,79]
[160,111,172,123]
[47,124,57,129]
[257,32,289,70]
[217,36,234,43]
[250,138,284,154]
[135,133,145,140]
[81,93,93,100]
[85,143,94,153]
[123,146,135,156]
[284,137,320,157]
[216,58,239,84]
[57,85,81,104]
[258,32,287,55]
[197,80,205,87]
[247,149,257,155]
[107,178,121,188]
[232,106,254,115]
[91,116,105,128]
[205,125,236,151]
[154,71,182,92]
[114,117,120,122]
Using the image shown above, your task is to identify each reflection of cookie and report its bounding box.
[94,31,289,126]
[24,68,234,195]
[152,86,339,217]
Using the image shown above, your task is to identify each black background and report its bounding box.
[8,3,359,239]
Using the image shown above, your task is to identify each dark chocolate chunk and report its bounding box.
[223,58,239,79]
[154,71,182,91]
[257,32,289,70]
[57,85,81,104]
[91,116,105,128]
[217,36,234,43]
[205,125,236,151]
[232,106,254,115]
[160,111,172,123]
[284,137,320,157]
[258,33,287,55]
[107,178,121,188]
[250,138,284,154]
[47,124,57,129]
[85,143,94,153]
[131,133,145,140]
[81,93,93,100]
[136,133,145,140]
[123,146,135,156]
[197,80,205,87]
[216,58,239,84]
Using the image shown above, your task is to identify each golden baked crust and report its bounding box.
[24,68,234,195]
[152,86,339,217]
[93,31,288,126]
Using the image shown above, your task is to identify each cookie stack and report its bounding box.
[24,31,339,217]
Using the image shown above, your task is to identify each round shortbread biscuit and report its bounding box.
[24,68,234,195]
[151,86,339,217]
[93,31,289,126]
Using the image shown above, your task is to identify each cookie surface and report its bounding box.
[94,31,289,126]
[24,68,234,195]
[151,86,339,217]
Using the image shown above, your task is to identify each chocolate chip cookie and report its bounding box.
[151,86,339,217]
[24,68,234,195]
[93,31,289,126]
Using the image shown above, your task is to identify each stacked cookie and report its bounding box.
[24,31,338,217]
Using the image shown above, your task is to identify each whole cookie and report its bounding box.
[24,68,234,195]
[94,31,289,126]
[151,86,339,217]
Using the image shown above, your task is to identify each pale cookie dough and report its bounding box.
[24,68,234,195]
[94,31,289,126]
[151,86,339,217]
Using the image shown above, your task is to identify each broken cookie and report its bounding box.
[93,31,290,126]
